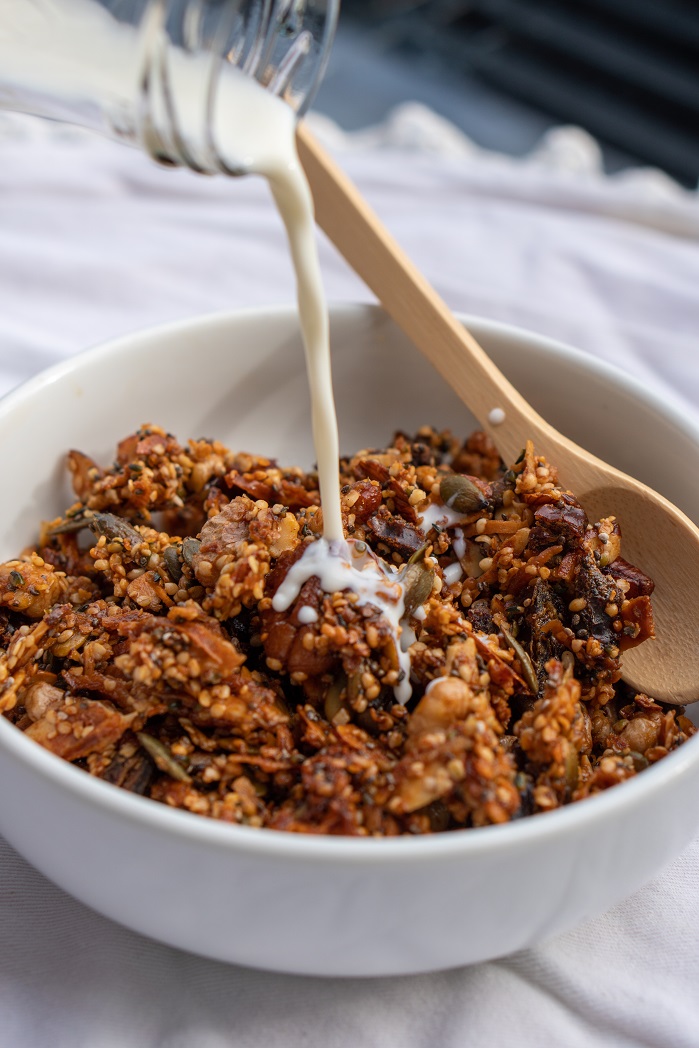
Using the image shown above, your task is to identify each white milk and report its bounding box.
[213,71,346,543]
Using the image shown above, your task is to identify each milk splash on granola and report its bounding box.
[272,537,413,703]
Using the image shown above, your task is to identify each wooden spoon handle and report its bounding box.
[296,123,553,464]
[296,124,699,707]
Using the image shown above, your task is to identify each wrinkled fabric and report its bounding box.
[0,107,698,1048]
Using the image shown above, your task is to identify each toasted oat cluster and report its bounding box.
[0,424,693,835]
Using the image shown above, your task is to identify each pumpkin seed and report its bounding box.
[182,537,201,566]
[501,623,538,694]
[137,732,192,783]
[629,750,649,772]
[439,474,488,514]
[403,562,434,615]
[163,544,183,583]
[88,512,143,547]
[46,511,92,537]
[402,547,435,616]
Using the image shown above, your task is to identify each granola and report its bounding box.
[0,424,693,835]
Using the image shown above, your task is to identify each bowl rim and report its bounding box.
[2,301,698,864]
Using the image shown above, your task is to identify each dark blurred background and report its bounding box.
[313,0,699,185]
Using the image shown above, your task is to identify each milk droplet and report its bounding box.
[443,562,463,586]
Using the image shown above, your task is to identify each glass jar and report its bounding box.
[0,0,338,173]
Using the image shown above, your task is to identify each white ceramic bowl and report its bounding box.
[1,304,698,977]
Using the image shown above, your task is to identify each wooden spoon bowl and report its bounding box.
[297,124,699,704]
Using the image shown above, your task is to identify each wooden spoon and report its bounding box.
[296,123,699,705]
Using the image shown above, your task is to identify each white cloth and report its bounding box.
[1,105,699,1048]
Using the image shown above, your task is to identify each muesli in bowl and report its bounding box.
[1,420,692,835]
